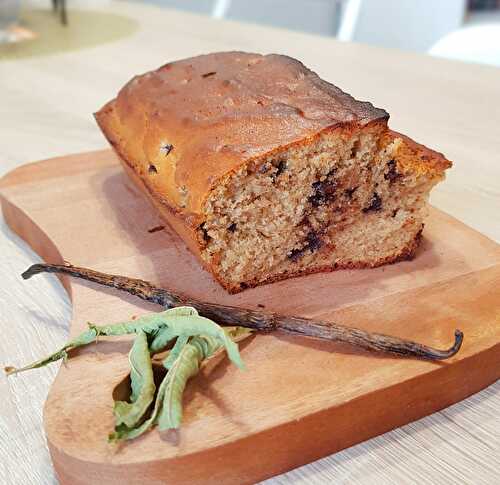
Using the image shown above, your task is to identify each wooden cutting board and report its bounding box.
[1,150,499,485]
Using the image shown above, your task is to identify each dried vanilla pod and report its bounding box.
[22,262,463,361]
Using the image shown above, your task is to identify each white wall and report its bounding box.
[342,0,467,51]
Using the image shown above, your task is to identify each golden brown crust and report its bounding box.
[381,130,452,175]
[117,157,206,261]
[95,52,388,226]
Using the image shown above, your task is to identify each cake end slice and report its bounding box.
[199,128,451,293]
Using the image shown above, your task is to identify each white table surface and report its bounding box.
[0,2,499,484]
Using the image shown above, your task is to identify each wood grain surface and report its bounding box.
[1,149,499,484]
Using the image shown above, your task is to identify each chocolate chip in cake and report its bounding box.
[288,231,323,262]
[160,143,173,156]
[202,71,216,78]
[306,231,323,252]
[345,186,358,198]
[309,180,337,207]
[199,223,211,242]
[148,164,158,174]
[308,169,337,207]
[271,160,287,181]
[276,160,287,176]
[227,222,237,232]
[287,247,305,262]
[259,162,271,174]
[363,192,383,213]
[384,159,401,182]
[392,208,399,218]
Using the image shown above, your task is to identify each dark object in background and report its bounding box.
[468,0,500,10]
[52,0,67,25]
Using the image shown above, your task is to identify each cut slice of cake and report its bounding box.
[95,52,451,293]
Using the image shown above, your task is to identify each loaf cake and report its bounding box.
[95,52,451,293]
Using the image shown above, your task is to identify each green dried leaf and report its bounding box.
[157,329,253,431]
[6,304,253,443]
[145,313,245,369]
[89,306,243,369]
[161,335,189,369]
[113,330,155,428]
[109,367,170,442]
[110,325,254,441]
[89,312,169,337]
[158,341,202,430]
[4,328,97,375]
[4,306,235,375]
[4,310,172,375]
[114,336,219,437]
[93,306,199,338]
[149,306,199,353]
[163,306,200,317]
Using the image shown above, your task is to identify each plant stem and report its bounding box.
[22,262,463,360]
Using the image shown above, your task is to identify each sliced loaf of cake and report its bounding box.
[95,52,451,293]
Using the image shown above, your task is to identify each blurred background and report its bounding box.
[1,0,499,66]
